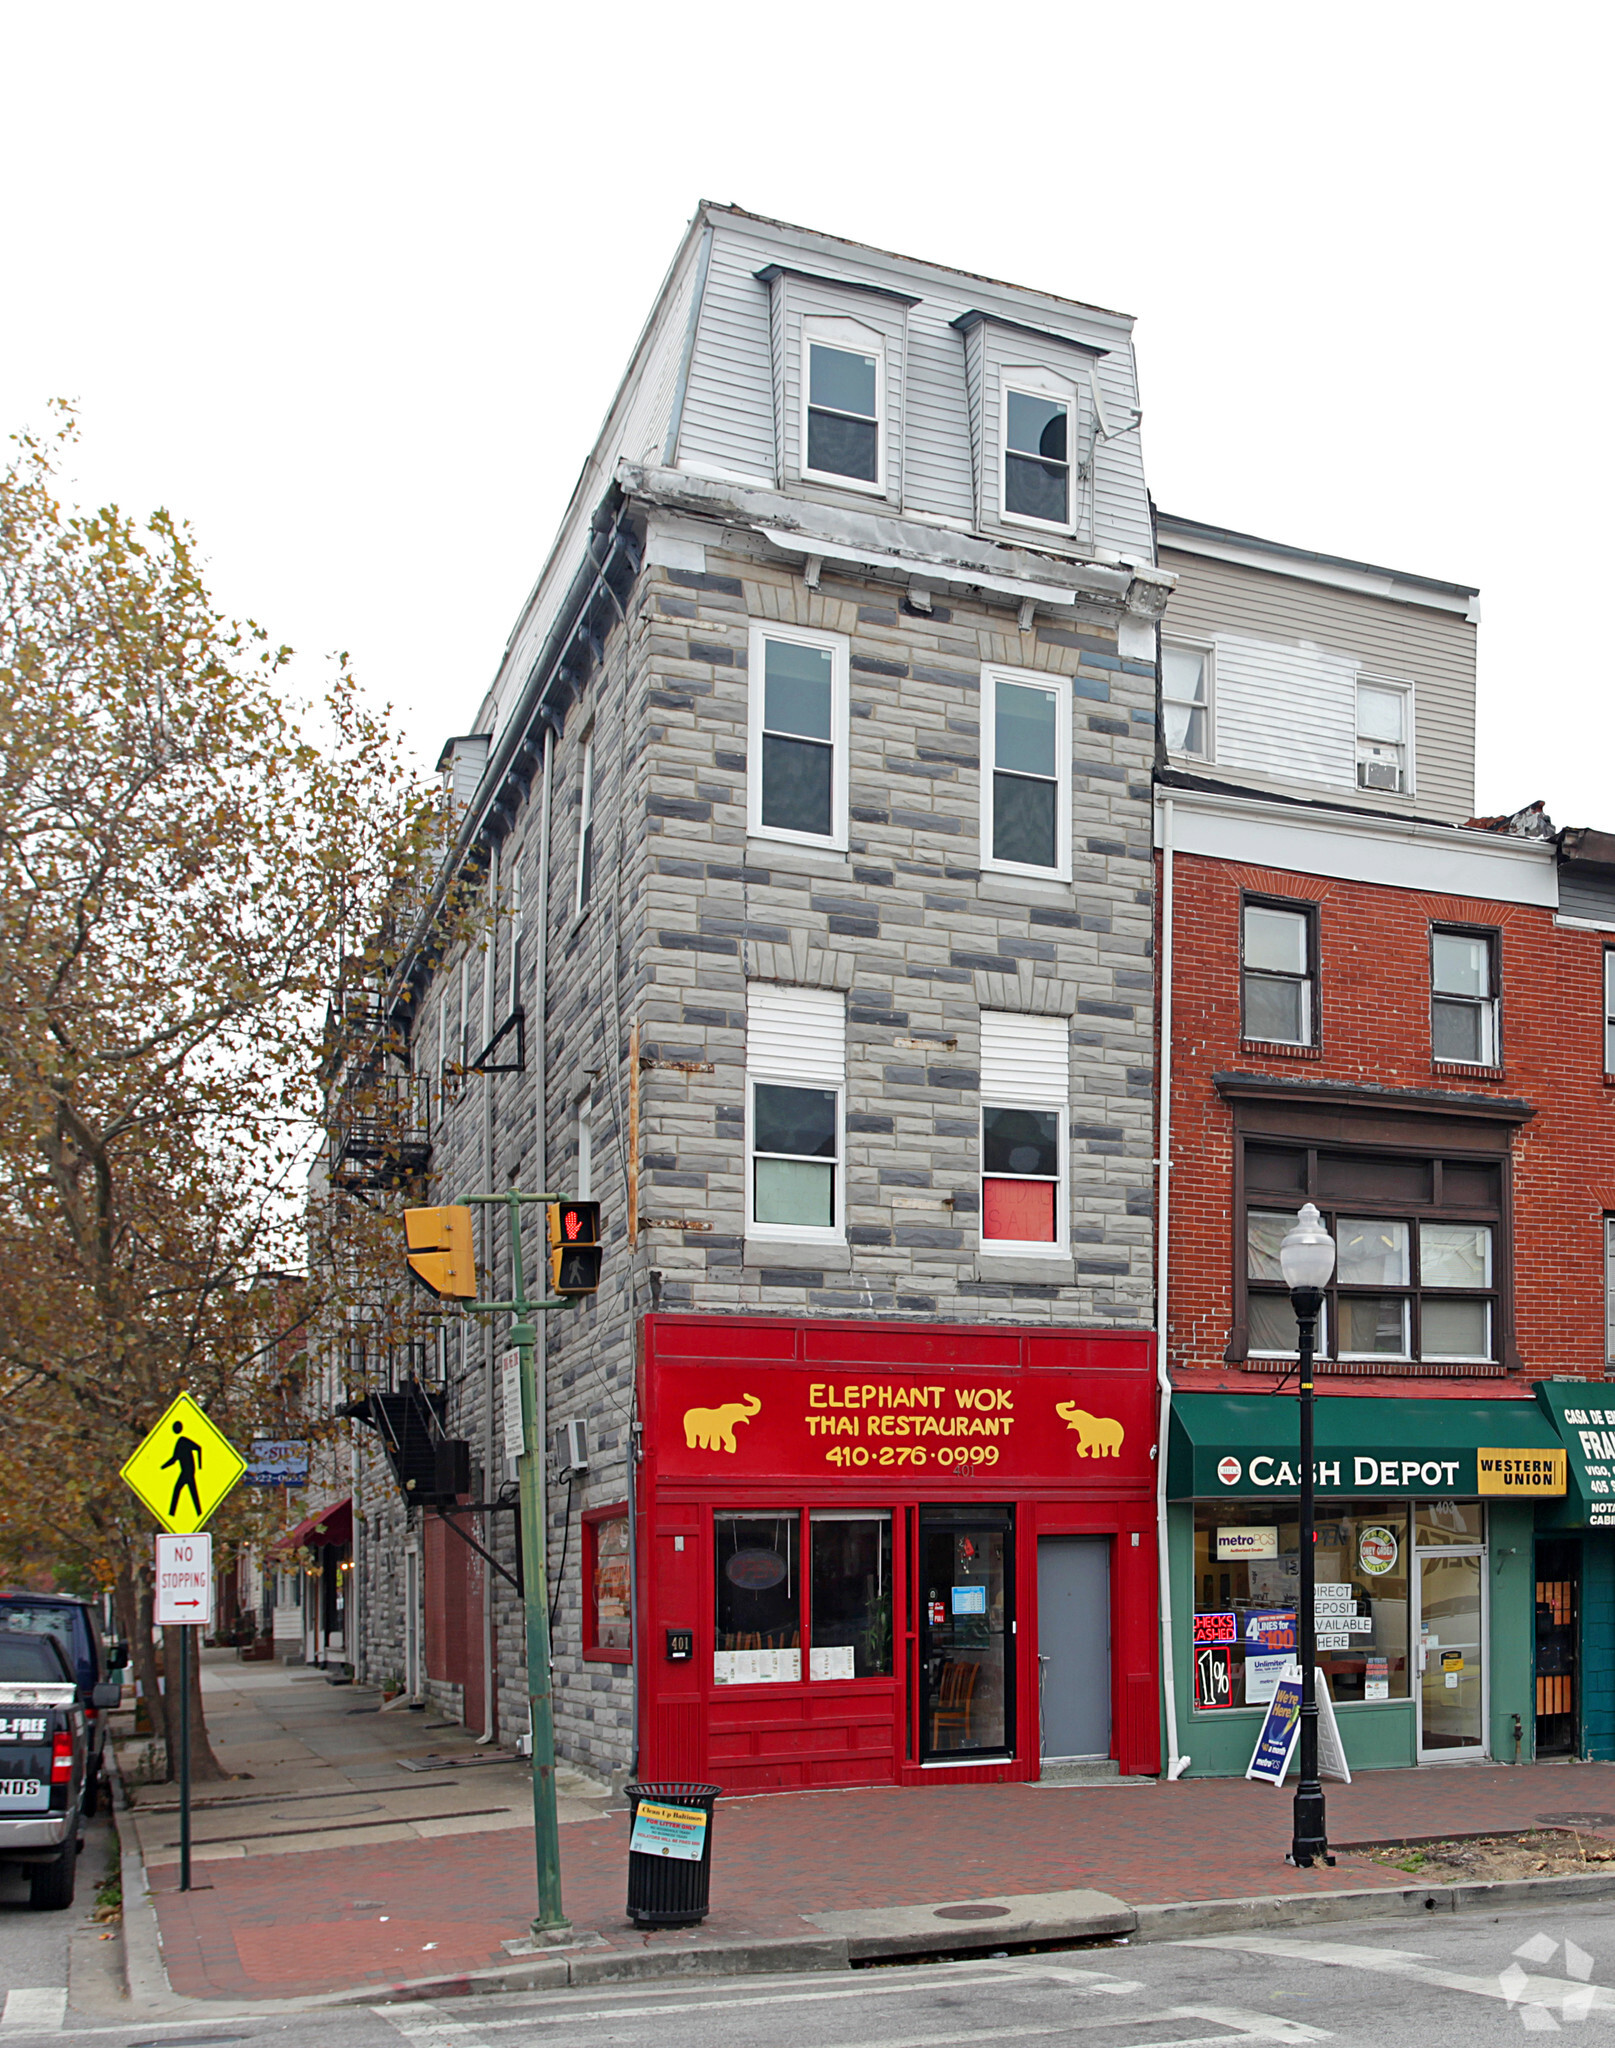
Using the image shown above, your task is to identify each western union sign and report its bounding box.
[1476,1449,1567,1496]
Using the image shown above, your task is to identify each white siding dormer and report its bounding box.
[952,310,1106,547]
[755,264,916,505]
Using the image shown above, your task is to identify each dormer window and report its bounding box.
[1003,385,1071,526]
[805,340,881,486]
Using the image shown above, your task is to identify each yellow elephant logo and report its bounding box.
[682,1394,762,1454]
[1054,1403,1125,1458]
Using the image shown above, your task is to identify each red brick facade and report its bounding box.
[1165,851,1615,1393]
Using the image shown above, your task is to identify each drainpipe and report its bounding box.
[531,729,553,1761]
[479,840,499,1744]
[1156,792,1190,1779]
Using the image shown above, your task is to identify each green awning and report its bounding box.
[1534,1381,1615,1529]
[1169,1391,1567,1500]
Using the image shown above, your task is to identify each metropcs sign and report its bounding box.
[1208,1449,1565,1497]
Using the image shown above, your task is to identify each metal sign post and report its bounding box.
[458,1189,572,1944]
[155,1532,215,1892]
[126,1400,241,1899]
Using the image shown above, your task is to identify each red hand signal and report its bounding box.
[564,1209,581,1241]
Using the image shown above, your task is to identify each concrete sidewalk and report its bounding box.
[113,1661,1615,2005]
[115,1657,614,1873]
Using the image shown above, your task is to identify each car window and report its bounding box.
[0,1630,74,1683]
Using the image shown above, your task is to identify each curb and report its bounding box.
[105,1741,179,2011]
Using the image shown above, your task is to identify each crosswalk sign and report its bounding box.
[120,1394,247,1534]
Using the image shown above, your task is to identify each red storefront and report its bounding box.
[635,1313,1161,1791]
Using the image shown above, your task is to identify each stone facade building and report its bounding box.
[328,203,1175,1789]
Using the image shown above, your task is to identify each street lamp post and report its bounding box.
[1279,1201,1337,1871]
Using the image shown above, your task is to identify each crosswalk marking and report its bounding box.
[1185,1934,1615,2021]
[0,1990,66,2030]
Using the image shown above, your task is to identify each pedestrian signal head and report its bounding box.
[547,1199,602,1296]
[403,1205,476,1299]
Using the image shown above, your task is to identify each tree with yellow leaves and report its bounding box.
[0,409,443,1779]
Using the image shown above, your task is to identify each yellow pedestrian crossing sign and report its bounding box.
[120,1394,247,1534]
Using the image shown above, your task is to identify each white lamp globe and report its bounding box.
[1279,1202,1336,1292]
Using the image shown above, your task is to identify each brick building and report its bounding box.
[1154,519,1615,1774]
[324,205,1174,1790]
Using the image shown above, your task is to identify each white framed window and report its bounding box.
[1431,927,1498,1065]
[575,1089,593,1201]
[507,863,525,1012]
[979,1011,1069,1255]
[745,984,845,1241]
[1606,1218,1615,1367]
[999,366,1078,533]
[573,730,596,917]
[980,664,1071,879]
[1242,899,1316,1047]
[801,318,884,493]
[747,622,849,850]
[1604,950,1615,1074]
[1162,642,1212,759]
[1356,677,1413,795]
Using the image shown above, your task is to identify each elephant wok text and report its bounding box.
[806,1381,1015,1438]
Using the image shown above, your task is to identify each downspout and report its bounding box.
[530,730,553,1759]
[1156,792,1189,1779]
[478,840,499,1744]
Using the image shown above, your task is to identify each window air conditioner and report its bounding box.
[553,1418,589,1476]
[1358,756,1402,792]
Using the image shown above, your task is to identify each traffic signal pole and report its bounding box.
[457,1189,571,1943]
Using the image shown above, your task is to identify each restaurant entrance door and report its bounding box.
[919,1506,1014,1764]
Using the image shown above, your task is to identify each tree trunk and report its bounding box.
[124,1556,166,1764]
[160,1625,227,1782]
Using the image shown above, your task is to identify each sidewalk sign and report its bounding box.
[1246,1666,1303,1785]
[155,1533,214,1626]
[1316,1672,1352,1784]
[1246,1665,1352,1786]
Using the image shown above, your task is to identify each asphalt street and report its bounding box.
[0,1807,118,2029]
[11,1899,1615,2042]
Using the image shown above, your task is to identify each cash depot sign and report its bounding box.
[1200,1446,1565,1498]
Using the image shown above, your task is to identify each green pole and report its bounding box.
[507,1194,571,1941]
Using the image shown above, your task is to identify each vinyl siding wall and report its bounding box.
[675,215,1152,559]
[1159,547,1477,824]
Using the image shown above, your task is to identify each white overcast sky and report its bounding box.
[5,4,1608,823]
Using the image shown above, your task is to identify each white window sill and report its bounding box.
[977,873,1076,906]
[975,1252,1075,1285]
[981,858,1071,887]
[745,836,852,874]
[744,1240,851,1271]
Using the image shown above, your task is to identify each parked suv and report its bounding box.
[0,1595,126,1816]
[0,1625,89,1908]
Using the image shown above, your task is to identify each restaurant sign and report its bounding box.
[649,1360,1155,1486]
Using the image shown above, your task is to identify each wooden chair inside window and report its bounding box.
[930,1657,980,1749]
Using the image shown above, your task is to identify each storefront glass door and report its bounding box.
[919,1509,1013,1762]
[1417,1550,1485,1757]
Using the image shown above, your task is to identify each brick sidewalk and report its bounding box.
[146,1759,1615,2001]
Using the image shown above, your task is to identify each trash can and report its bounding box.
[623,1781,722,1926]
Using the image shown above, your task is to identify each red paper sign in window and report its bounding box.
[983,1179,1056,1241]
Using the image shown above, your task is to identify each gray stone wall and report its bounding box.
[346,510,1158,1781]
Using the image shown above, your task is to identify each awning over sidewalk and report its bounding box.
[1534,1382,1615,1529]
[1168,1392,1566,1500]
[271,1497,352,1552]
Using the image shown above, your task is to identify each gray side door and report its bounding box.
[1037,1536,1111,1761]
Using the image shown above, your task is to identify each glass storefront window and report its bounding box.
[714,1512,800,1683]
[590,1513,631,1654]
[1191,1501,1410,1708]
[809,1512,892,1678]
[1415,1499,1485,1547]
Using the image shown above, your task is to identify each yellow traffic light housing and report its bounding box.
[403,1205,477,1299]
[547,1199,603,1296]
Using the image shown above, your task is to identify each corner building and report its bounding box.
[336,206,1170,1789]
